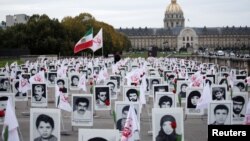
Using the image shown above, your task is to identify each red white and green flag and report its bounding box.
[74,28,93,54]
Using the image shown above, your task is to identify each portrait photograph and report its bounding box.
[232,92,248,124]
[0,93,15,124]
[152,108,184,141]
[114,101,140,132]
[233,80,246,92]
[78,129,120,141]
[69,73,80,90]
[110,75,121,90]
[153,84,169,99]
[166,74,176,88]
[176,81,189,101]
[185,88,204,115]
[94,85,111,110]
[211,85,227,101]
[149,77,162,90]
[0,77,11,93]
[163,70,172,81]
[154,92,176,108]
[72,94,93,126]
[205,74,215,85]
[105,80,118,100]
[220,66,228,73]
[55,78,68,94]
[12,79,28,101]
[31,83,48,107]
[208,101,232,125]
[47,72,57,87]
[93,66,100,75]
[30,68,37,76]
[123,86,140,102]
[30,108,60,141]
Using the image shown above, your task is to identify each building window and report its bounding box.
[187,37,189,41]
[183,37,185,41]
[191,37,193,41]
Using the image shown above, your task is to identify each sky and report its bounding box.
[0,0,250,28]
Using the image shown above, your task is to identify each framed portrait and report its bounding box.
[30,108,60,141]
[185,88,204,115]
[79,69,88,79]
[31,83,48,107]
[176,81,188,101]
[94,85,111,110]
[232,92,248,124]
[123,86,140,102]
[205,74,215,85]
[0,77,11,93]
[72,94,93,126]
[114,101,140,132]
[208,101,232,125]
[105,80,118,100]
[110,75,121,90]
[78,129,120,141]
[153,84,169,99]
[69,73,80,90]
[211,85,228,101]
[47,72,57,87]
[220,66,228,73]
[239,69,248,76]
[0,93,15,124]
[93,66,100,75]
[152,108,184,141]
[149,77,162,90]
[30,68,37,76]
[55,78,68,94]
[154,92,176,108]
[166,74,176,88]
[12,79,28,101]
[233,80,247,92]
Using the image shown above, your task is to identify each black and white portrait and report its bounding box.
[152,108,184,141]
[0,94,15,124]
[110,75,121,90]
[93,66,100,75]
[153,84,169,99]
[206,75,215,85]
[211,85,227,101]
[115,101,140,132]
[123,86,140,102]
[186,88,204,115]
[30,68,37,76]
[69,73,80,90]
[220,66,228,73]
[154,92,176,108]
[13,79,28,101]
[47,72,57,86]
[56,78,68,93]
[232,93,248,124]
[72,94,93,126]
[94,86,111,110]
[30,108,60,141]
[208,101,232,125]
[80,70,88,79]
[31,83,47,107]
[233,80,246,92]
[0,77,11,93]
[149,77,162,90]
[106,80,118,99]
[78,129,119,141]
[177,81,188,100]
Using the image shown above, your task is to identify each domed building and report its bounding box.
[118,0,250,53]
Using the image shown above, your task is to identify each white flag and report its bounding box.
[29,71,45,84]
[78,75,87,92]
[2,98,20,141]
[139,76,146,105]
[55,86,72,112]
[19,77,30,93]
[121,105,140,141]
[90,28,103,52]
[196,82,211,109]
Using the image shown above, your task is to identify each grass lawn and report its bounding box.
[0,58,24,68]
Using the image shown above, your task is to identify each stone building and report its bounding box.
[118,0,250,53]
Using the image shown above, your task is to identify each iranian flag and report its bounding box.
[74,28,93,54]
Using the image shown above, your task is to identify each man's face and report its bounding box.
[57,81,64,88]
[77,102,88,114]
[215,90,224,100]
[215,109,228,124]
[233,101,244,114]
[72,77,79,86]
[160,101,171,108]
[34,86,44,101]
[37,121,53,139]
[49,74,56,81]
[98,92,107,102]
[108,84,115,92]
[128,93,138,102]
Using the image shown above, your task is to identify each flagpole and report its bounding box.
[102,44,104,58]
[93,50,95,58]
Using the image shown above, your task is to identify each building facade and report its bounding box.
[118,0,250,53]
[6,14,29,27]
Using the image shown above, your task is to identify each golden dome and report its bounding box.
[166,0,183,13]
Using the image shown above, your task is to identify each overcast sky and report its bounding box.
[1,0,250,28]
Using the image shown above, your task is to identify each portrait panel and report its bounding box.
[205,74,215,86]
[0,93,15,125]
[154,92,176,108]
[208,101,232,125]
[30,108,60,141]
[47,72,57,87]
[149,77,162,94]
[153,84,169,99]
[152,108,184,141]
[233,80,247,92]
[12,79,28,101]
[69,73,80,90]
[185,88,204,115]
[176,81,188,101]
[231,92,248,124]
[94,86,111,111]
[72,94,93,126]
[55,78,68,94]
[110,75,121,90]
[78,129,120,141]
[0,77,11,93]
[31,83,47,107]
[211,85,227,101]
[105,80,118,100]
[123,86,140,102]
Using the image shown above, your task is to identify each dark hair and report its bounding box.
[236,82,245,89]
[15,81,19,90]
[157,114,177,141]
[75,97,89,108]
[96,87,109,100]
[36,114,54,129]
[57,79,65,85]
[107,82,115,87]
[219,79,227,85]
[214,104,229,114]
[126,89,138,98]
[187,91,201,108]
[88,137,107,141]
[0,78,8,83]
[71,75,79,81]
[151,79,159,84]
[122,105,137,115]
[0,96,8,101]
[158,96,172,107]
[212,87,225,100]
[160,115,176,127]
[180,83,188,89]
[205,79,212,86]
[232,96,245,105]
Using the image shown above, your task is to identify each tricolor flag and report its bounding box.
[1,98,20,141]
[74,28,93,54]
[90,28,103,52]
